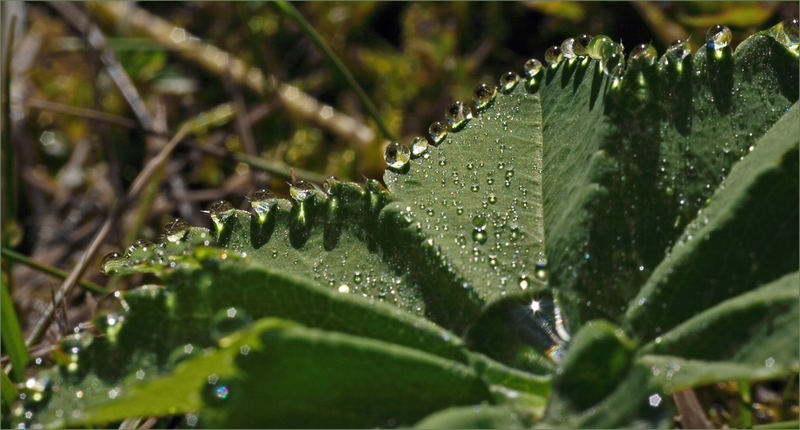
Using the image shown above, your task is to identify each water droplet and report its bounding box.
[661,38,691,71]
[445,101,472,130]
[209,200,234,230]
[163,217,190,242]
[601,49,625,76]
[353,271,363,284]
[780,18,799,53]
[409,136,429,159]
[384,141,411,171]
[544,45,563,66]
[249,188,274,221]
[523,58,543,78]
[470,184,479,192]
[100,251,121,274]
[705,24,732,52]
[337,284,350,293]
[573,34,592,56]
[472,214,486,229]
[289,180,316,201]
[473,83,497,110]
[560,38,576,59]
[629,43,657,70]
[127,239,152,256]
[587,35,613,60]
[499,71,519,93]
[428,121,448,145]
[487,193,497,204]
[472,228,487,244]
[519,274,530,290]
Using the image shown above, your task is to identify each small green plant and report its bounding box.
[9,19,799,429]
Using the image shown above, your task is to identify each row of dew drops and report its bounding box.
[100,182,330,272]
[383,20,799,172]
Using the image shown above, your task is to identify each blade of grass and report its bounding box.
[1,366,18,407]
[739,380,753,428]
[1,247,107,295]
[274,1,396,143]
[2,16,17,232]
[1,274,28,381]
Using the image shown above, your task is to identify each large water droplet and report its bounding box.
[209,200,234,231]
[163,217,190,242]
[473,83,497,111]
[410,136,429,158]
[499,71,519,93]
[587,35,613,60]
[560,38,576,59]
[544,45,563,66]
[100,251,121,274]
[629,43,657,70]
[705,24,732,53]
[428,121,447,145]
[289,180,316,201]
[249,188,274,221]
[384,141,411,171]
[661,38,691,71]
[445,101,472,130]
[573,34,592,56]
[601,51,625,76]
[523,58,543,78]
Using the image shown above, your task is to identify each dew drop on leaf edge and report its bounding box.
[384,141,411,171]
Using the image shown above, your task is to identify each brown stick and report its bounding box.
[88,1,375,146]
[673,388,715,429]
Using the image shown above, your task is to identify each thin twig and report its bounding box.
[48,2,156,132]
[192,144,326,184]
[24,125,189,348]
[274,1,396,142]
[16,97,137,129]
[1,247,108,295]
[87,1,376,146]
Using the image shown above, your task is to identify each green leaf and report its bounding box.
[381,82,548,330]
[639,272,799,369]
[626,103,799,340]
[1,274,28,381]
[541,30,798,327]
[1,368,18,409]
[414,404,527,429]
[75,318,494,428]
